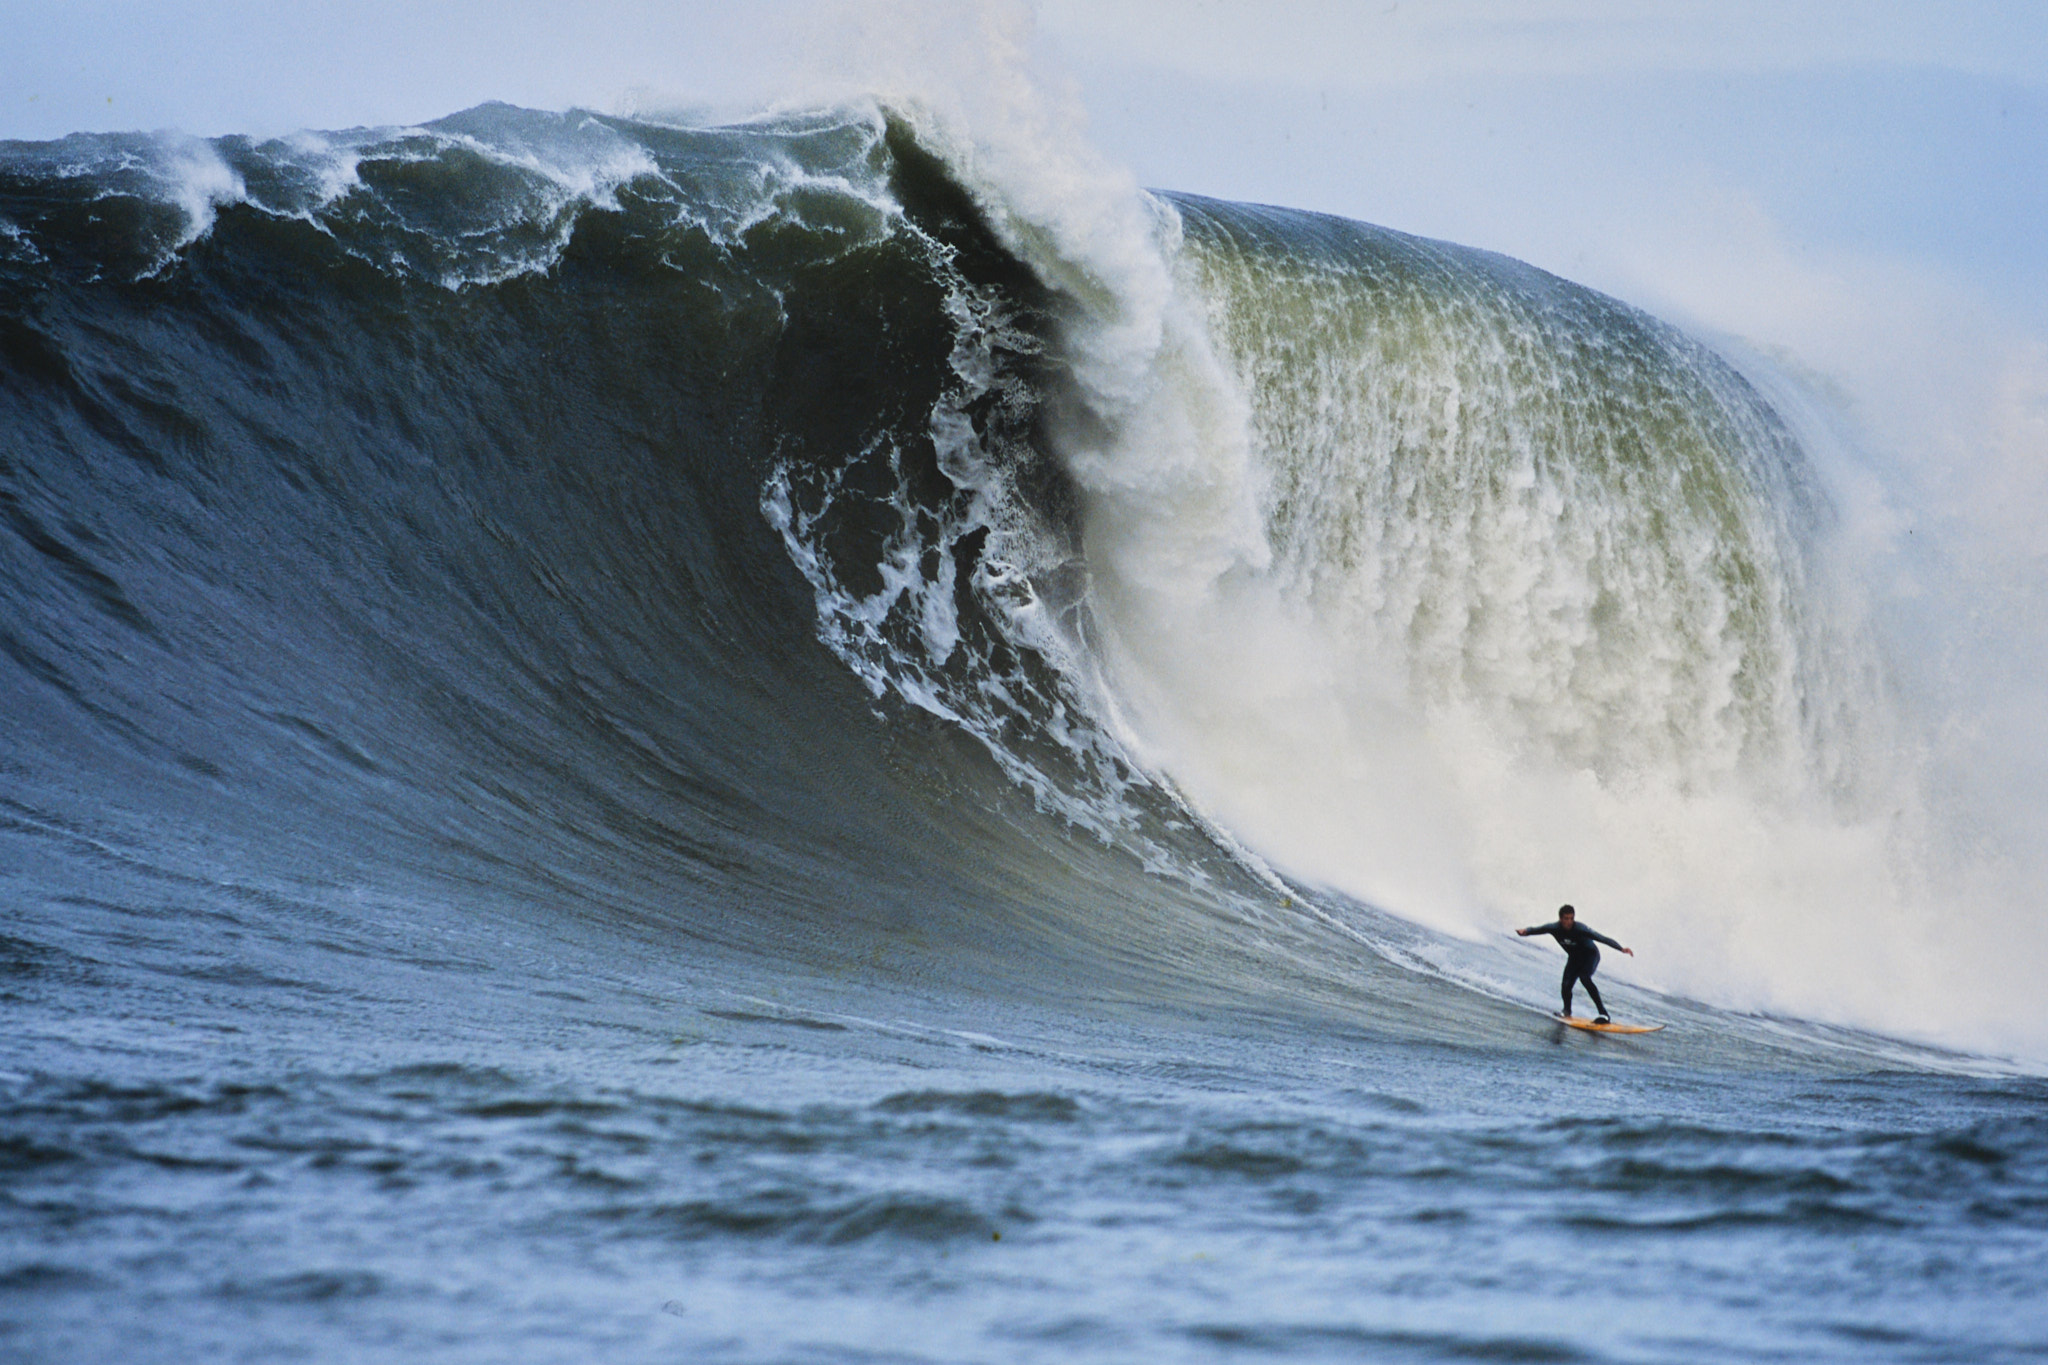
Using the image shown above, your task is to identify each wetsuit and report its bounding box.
[1521,919,1623,1018]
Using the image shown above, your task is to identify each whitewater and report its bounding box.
[2,75,2045,1365]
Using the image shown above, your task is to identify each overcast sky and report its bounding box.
[9,2,2046,132]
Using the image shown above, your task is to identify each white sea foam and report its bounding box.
[1092,215,2046,1061]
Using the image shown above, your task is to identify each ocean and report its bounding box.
[2,101,2044,1363]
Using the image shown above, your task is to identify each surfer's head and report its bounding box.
[1558,904,1575,922]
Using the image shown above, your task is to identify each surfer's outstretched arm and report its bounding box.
[1517,922,1560,938]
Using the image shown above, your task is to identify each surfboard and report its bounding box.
[1555,1014,1665,1034]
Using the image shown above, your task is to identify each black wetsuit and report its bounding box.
[1522,919,1622,1018]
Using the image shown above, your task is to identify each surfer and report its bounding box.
[1517,904,1633,1023]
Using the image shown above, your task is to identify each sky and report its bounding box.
[11,1,2048,133]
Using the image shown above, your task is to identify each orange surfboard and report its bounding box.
[1556,1015,1665,1034]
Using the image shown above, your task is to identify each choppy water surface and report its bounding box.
[7,910,2045,1364]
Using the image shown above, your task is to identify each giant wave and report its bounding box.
[0,101,2028,1064]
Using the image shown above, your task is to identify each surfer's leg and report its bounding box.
[1559,965,1577,1016]
[1570,951,1608,1021]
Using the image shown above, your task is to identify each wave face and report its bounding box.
[0,103,2024,1058]
[1177,197,1839,790]
[0,103,1348,1023]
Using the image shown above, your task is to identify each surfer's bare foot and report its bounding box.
[1595,1015,1610,1024]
